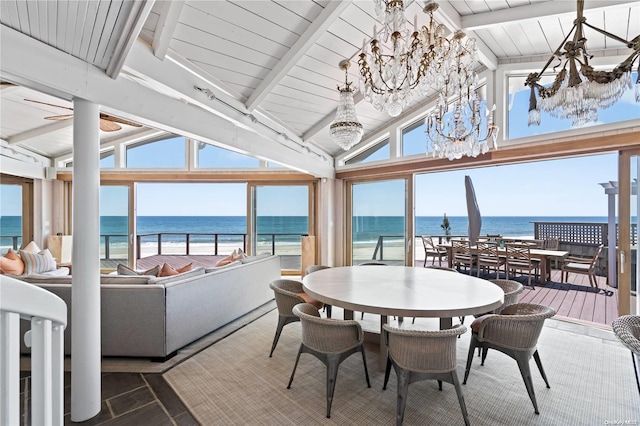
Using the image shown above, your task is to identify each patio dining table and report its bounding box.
[440,243,569,283]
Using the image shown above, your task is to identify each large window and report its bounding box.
[126,136,185,168]
[100,185,131,267]
[351,179,407,265]
[251,185,311,271]
[346,139,390,165]
[402,120,426,156]
[197,142,259,168]
[507,72,639,140]
[0,183,23,254]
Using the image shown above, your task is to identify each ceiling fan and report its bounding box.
[24,99,143,132]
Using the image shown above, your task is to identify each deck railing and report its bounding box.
[534,221,637,246]
[0,275,67,426]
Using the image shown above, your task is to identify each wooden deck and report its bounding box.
[102,254,620,328]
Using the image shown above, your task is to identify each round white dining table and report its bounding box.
[303,265,504,325]
[303,265,504,368]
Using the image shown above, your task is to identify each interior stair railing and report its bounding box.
[1,275,67,426]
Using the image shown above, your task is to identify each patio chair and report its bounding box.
[475,241,506,278]
[463,303,556,414]
[451,239,475,273]
[560,245,603,291]
[611,315,640,396]
[505,243,540,289]
[542,237,561,268]
[305,265,332,317]
[269,279,323,357]
[421,236,447,267]
[382,323,470,426]
[287,303,371,418]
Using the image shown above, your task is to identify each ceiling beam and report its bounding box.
[0,26,334,177]
[152,0,184,60]
[244,0,352,112]
[106,0,156,78]
[7,119,73,145]
[434,1,498,70]
[461,0,638,31]
[124,43,332,160]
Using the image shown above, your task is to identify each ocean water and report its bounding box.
[0,215,610,251]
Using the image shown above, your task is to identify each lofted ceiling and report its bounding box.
[0,0,638,174]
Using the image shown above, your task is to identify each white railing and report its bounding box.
[1,275,67,426]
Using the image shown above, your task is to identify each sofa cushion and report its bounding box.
[100,274,152,285]
[204,260,242,273]
[117,263,160,277]
[239,253,272,264]
[158,262,193,277]
[148,266,204,284]
[20,248,57,274]
[0,249,25,275]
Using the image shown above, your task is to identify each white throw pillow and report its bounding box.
[20,248,57,274]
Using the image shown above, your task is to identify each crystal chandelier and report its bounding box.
[425,31,499,161]
[330,60,364,151]
[358,0,449,117]
[525,0,640,127]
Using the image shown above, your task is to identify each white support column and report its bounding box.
[71,98,101,422]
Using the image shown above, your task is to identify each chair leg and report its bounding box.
[269,315,287,357]
[532,350,550,388]
[325,354,340,418]
[287,345,304,388]
[481,347,489,365]
[633,352,640,396]
[515,354,540,414]
[395,368,411,426]
[360,345,371,388]
[463,335,478,384]
[451,371,471,426]
[383,356,392,390]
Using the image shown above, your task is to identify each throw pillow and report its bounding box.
[214,249,237,267]
[22,241,41,253]
[116,263,160,277]
[158,262,193,277]
[0,248,25,275]
[20,248,57,275]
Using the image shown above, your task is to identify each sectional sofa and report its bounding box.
[18,254,281,359]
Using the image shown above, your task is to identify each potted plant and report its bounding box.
[441,213,451,242]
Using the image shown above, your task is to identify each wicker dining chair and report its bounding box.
[463,303,556,414]
[382,324,470,426]
[287,303,371,418]
[269,279,323,357]
[305,265,332,317]
[611,315,640,396]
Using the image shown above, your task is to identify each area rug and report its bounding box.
[164,310,640,425]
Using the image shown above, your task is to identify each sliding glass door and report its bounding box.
[250,184,314,273]
[349,179,411,265]
[100,185,134,269]
[619,150,640,315]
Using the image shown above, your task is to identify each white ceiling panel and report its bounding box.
[1,0,637,165]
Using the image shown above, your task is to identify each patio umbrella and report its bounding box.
[465,175,482,245]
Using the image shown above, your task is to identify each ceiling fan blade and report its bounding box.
[24,99,74,111]
[100,119,122,132]
[99,113,142,127]
[44,114,74,121]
